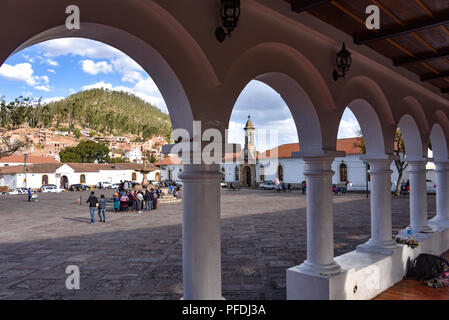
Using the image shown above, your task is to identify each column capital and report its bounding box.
[302,156,335,177]
[407,160,428,173]
[179,164,223,181]
[292,149,345,159]
[360,154,399,162]
[434,161,449,172]
[404,156,429,163]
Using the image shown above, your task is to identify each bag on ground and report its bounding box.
[406,253,445,281]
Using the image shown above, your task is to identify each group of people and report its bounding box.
[274,178,293,192]
[113,188,162,213]
[86,183,167,223]
[168,184,182,199]
[86,192,106,224]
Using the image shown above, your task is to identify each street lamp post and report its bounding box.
[23,153,29,189]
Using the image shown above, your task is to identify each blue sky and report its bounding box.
[0,38,360,150]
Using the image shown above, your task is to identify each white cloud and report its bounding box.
[82,81,113,91]
[42,96,65,104]
[45,58,59,67]
[47,69,56,73]
[38,38,122,59]
[337,109,361,139]
[81,60,113,75]
[0,63,50,90]
[111,56,144,83]
[0,63,36,85]
[35,85,51,92]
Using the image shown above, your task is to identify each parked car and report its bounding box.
[68,184,91,191]
[8,188,31,195]
[426,179,436,194]
[40,184,64,193]
[111,183,120,189]
[221,181,228,188]
[260,181,277,190]
[97,181,113,189]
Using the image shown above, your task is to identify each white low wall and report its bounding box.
[286,223,449,300]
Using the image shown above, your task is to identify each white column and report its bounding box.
[357,159,398,254]
[298,157,341,275]
[408,160,433,233]
[430,162,449,228]
[180,163,223,300]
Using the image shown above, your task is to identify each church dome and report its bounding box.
[244,115,255,130]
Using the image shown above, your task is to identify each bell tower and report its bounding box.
[244,115,256,163]
[241,115,257,188]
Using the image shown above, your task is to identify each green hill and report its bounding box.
[47,89,172,140]
[0,89,172,140]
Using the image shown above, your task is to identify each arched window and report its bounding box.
[234,166,239,181]
[132,172,137,181]
[42,175,48,185]
[340,163,348,182]
[260,166,265,182]
[80,174,86,184]
[278,165,284,182]
[221,167,225,181]
[367,163,371,182]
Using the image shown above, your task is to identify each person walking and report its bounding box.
[301,180,307,195]
[27,188,32,202]
[128,191,134,211]
[151,188,158,210]
[113,193,120,213]
[98,195,106,222]
[144,190,152,212]
[86,191,98,224]
[136,191,144,214]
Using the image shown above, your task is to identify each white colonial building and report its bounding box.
[0,162,160,190]
[159,117,436,191]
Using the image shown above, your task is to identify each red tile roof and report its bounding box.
[0,163,159,175]
[155,156,182,166]
[0,154,59,164]
[259,137,364,159]
[153,138,364,164]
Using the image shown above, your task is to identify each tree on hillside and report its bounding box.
[393,129,407,197]
[353,129,407,196]
[0,129,29,158]
[60,140,111,163]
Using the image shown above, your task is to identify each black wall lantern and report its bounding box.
[333,43,352,81]
[215,0,240,43]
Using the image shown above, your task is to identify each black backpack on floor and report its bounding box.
[405,253,445,281]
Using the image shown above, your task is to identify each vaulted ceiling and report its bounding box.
[283,0,449,98]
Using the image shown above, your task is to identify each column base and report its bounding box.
[429,217,449,231]
[297,259,342,277]
[356,239,398,255]
[413,225,435,233]
[181,297,225,300]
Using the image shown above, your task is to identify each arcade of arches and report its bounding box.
[3,0,449,300]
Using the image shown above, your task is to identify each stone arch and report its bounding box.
[0,0,220,132]
[222,42,336,154]
[397,97,430,160]
[334,76,396,156]
[430,123,449,162]
[429,110,449,162]
[398,114,426,160]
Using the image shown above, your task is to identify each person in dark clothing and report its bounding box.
[27,188,32,202]
[98,195,106,223]
[144,190,153,211]
[86,191,98,224]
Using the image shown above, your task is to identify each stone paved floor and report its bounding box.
[0,189,436,300]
